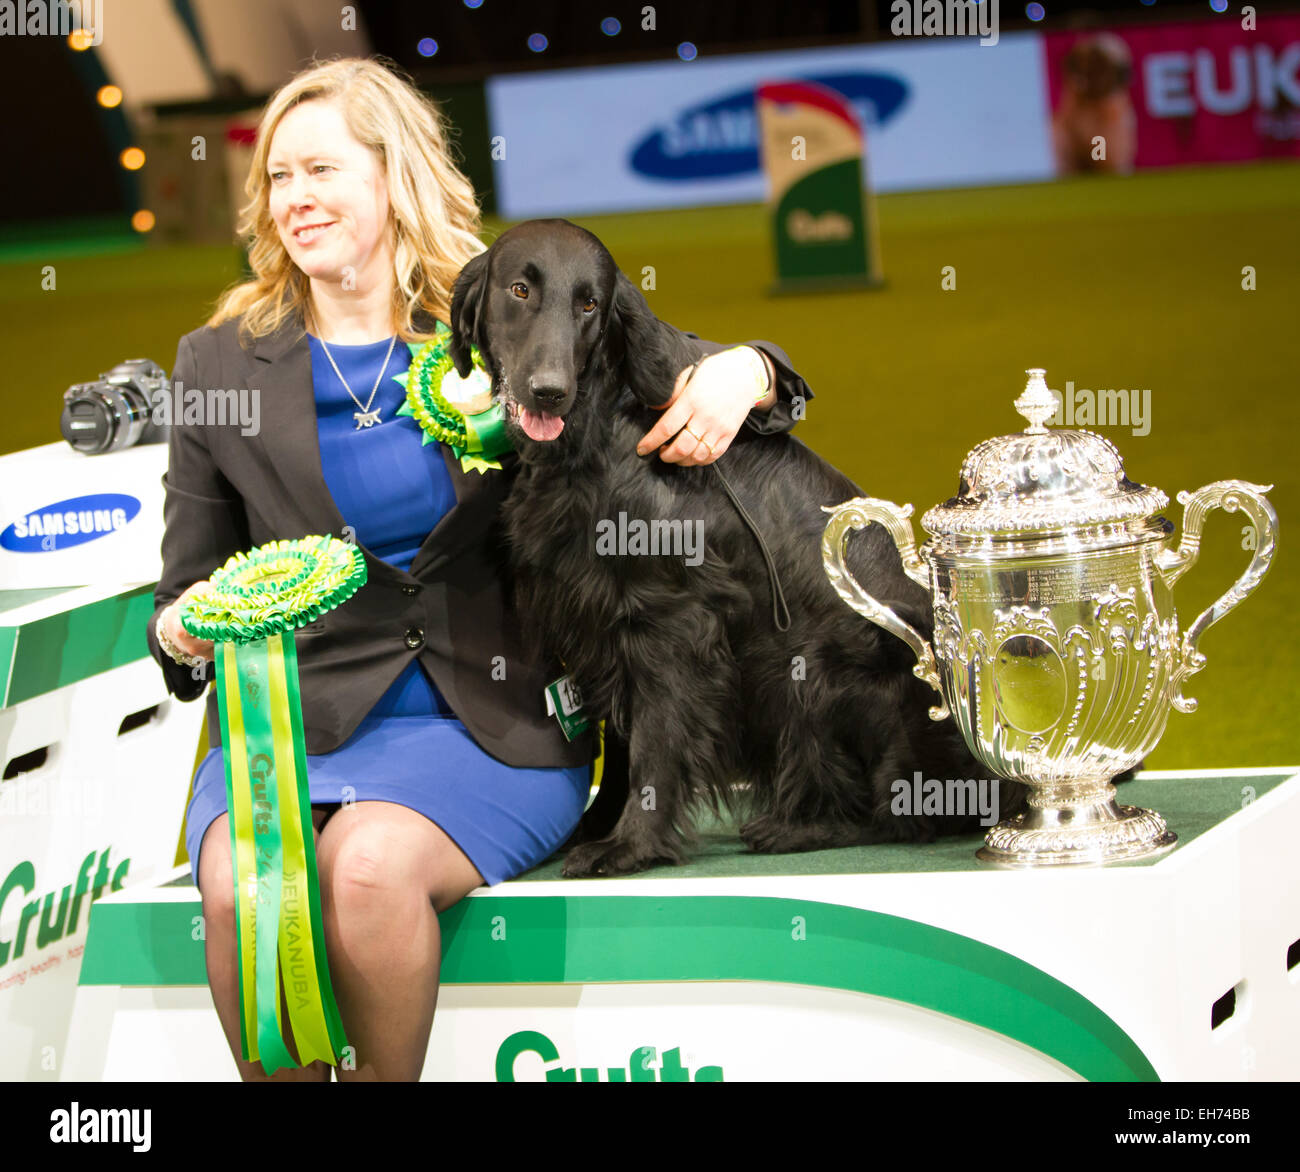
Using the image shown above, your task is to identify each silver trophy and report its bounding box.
[822,369,1278,866]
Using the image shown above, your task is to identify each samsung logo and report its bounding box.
[0,493,140,552]
[628,72,910,180]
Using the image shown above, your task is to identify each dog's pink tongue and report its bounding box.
[520,407,565,442]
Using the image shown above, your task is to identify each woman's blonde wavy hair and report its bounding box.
[208,55,485,347]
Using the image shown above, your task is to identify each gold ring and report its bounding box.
[683,425,715,455]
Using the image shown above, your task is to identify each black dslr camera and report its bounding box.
[60,358,171,455]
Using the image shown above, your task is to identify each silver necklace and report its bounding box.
[317,333,399,429]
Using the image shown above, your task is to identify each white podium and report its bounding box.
[64,767,1300,1082]
[0,443,207,1082]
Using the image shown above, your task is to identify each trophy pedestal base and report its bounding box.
[977,796,1178,867]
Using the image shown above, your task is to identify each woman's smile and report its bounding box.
[293,220,336,245]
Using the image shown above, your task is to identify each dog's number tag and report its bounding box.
[545,675,590,741]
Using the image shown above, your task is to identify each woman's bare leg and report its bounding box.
[315,800,485,1082]
[196,807,336,1082]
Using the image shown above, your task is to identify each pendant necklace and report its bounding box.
[318,333,399,429]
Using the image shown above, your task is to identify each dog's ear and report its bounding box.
[449,248,490,377]
[610,269,702,406]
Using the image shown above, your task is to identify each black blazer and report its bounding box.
[145,306,813,769]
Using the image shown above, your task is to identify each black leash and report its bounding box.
[713,461,792,633]
[668,356,791,633]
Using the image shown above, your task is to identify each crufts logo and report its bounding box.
[49,1103,151,1152]
[496,1030,723,1081]
[0,848,130,970]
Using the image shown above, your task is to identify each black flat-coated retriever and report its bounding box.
[449,218,1028,877]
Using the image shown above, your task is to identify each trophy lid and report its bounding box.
[921,369,1168,539]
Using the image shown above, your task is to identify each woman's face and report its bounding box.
[266,98,391,289]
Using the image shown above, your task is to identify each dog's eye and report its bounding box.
[511,282,529,300]
[582,297,597,314]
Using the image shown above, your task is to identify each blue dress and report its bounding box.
[183,333,592,887]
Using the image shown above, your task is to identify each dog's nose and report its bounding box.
[530,384,567,410]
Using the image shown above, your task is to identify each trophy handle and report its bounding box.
[1156,480,1278,714]
[821,497,949,721]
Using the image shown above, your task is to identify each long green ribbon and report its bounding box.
[272,633,347,1061]
[214,632,348,1075]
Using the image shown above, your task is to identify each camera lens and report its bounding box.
[60,361,163,455]
[61,385,147,454]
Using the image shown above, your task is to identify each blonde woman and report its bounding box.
[147,56,813,1081]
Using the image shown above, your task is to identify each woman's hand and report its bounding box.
[164,580,217,662]
[635,346,776,466]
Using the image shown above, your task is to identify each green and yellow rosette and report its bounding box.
[393,320,513,474]
[181,535,366,1075]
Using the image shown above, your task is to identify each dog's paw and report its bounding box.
[561,837,679,878]
[738,815,788,853]
[740,815,865,854]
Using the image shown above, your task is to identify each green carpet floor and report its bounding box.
[160,770,1293,884]
[2,161,1296,783]
[512,770,1295,880]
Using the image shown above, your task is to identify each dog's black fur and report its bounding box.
[449,219,1030,877]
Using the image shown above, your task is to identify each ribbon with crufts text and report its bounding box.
[184,536,366,1074]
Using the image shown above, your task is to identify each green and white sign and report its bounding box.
[757,80,883,293]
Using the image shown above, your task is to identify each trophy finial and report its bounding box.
[1015,368,1057,434]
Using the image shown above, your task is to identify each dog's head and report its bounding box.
[1061,33,1132,101]
[449,218,699,446]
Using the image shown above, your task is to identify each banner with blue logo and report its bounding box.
[0,443,168,589]
[486,36,1051,219]
[0,494,140,553]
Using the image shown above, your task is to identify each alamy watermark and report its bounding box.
[890,0,999,47]
[595,512,704,567]
[150,380,261,435]
[0,776,106,820]
[49,1103,150,1152]
[0,0,104,44]
[1049,381,1152,437]
[891,771,1000,826]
